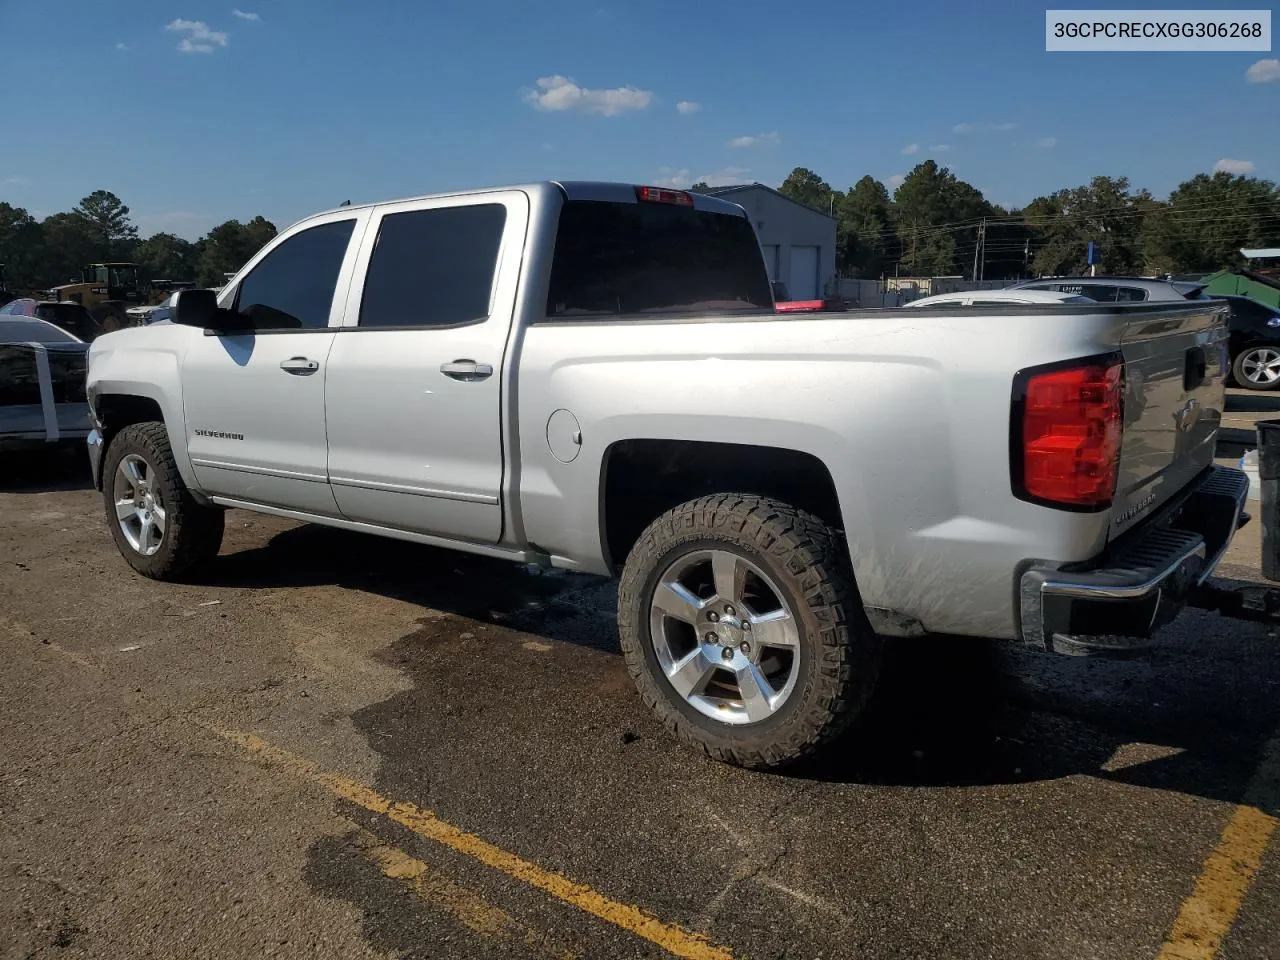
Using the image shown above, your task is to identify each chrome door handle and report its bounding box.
[280,356,319,375]
[440,360,493,382]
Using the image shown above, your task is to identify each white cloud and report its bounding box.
[1215,158,1256,175]
[887,173,906,188]
[675,100,700,115]
[5,176,31,185]
[953,121,1017,134]
[166,19,229,53]
[232,8,260,20]
[654,166,750,189]
[928,144,951,153]
[901,143,920,155]
[1035,136,1058,149]
[523,75,653,116]
[115,42,130,51]
[727,131,780,148]
[1246,58,1280,83]
[541,142,555,152]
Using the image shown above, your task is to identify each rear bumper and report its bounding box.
[1019,465,1250,655]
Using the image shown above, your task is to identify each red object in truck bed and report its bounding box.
[775,298,847,313]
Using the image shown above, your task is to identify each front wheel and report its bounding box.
[617,494,881,769]
[102,422,225,580]
[1233,345,1280,391]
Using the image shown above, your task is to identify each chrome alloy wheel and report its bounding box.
[1241,347,1280,387]
[648,549,801,725]
[112,454,166,556]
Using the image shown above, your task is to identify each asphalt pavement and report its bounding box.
[2,398,1280,960]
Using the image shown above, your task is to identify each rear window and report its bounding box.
[1050,283,1146,302]
[545,199,773,319]
[0,318,80,344]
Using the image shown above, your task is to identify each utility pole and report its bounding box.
[979,218,987,282]
[972,217,986,282]
[1023,237,1030,275]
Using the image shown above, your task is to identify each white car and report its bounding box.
[905,289,1095,308]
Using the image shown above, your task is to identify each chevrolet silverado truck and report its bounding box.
[84,181,1249,769]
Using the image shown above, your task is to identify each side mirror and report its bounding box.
[171,289,220,329]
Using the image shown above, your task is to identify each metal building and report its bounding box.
[704,184,838,300]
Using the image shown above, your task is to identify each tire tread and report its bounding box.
[103,421,224,581]
[617,493,880,770]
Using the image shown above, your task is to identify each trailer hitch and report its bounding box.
[1189,580,1280,625]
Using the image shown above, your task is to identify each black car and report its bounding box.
[1222,295,1280,391]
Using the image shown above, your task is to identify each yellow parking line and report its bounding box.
[1156,737,1280,960]
[215,728,735,960]
[345,822,578,959]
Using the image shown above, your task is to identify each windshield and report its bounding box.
[545,199,773,319]
[108,265,138,289]
[0,318,81,344]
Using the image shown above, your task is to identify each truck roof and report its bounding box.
[298,180,749,227]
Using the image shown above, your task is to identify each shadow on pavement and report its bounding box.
[0,444,94,493]
[211,523,1280,807]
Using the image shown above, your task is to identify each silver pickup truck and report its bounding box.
[84,181,1249,769]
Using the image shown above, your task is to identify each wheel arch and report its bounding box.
[598,438,846,572]
[91,387,199,494]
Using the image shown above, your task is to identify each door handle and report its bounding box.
[440,360,494,382]
[280,356,319,375]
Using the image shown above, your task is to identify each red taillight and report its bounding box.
[635,186,694,206]
[1015,358,1124,509]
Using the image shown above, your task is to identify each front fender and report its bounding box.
[87,328,199,494]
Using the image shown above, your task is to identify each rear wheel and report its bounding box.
[617,494,881,769]
[1233,345,1280,391]
[103,422,224,580]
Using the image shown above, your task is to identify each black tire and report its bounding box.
[91,302,128,334]
[617,494,881,770]
[1232,345,1280,391]
[102,421,224,580]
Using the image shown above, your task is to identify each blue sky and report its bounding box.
[2,0,1276,239]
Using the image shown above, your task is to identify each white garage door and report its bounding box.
[789,245,819,300]
[761,244,780,281]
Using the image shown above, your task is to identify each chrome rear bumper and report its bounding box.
[1020,465,1250,655]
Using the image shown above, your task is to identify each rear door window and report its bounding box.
[359,204,507,328]
[546,199,773,319]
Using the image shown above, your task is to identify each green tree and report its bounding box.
[779,167,835,214]
[837,176,891,277]
[1143,172,1280,274]
[135,232,199,283]
[689,181,711,192]
[891,160,992,276]
[72,190,138,259]
[39,213,100,287]
[196,217,278,286]
[0,203,46,290]
[1026,176,1151,276]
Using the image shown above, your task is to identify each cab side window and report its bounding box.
[232,219,357,331]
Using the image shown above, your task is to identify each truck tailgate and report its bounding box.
[1110,301,1228,539]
